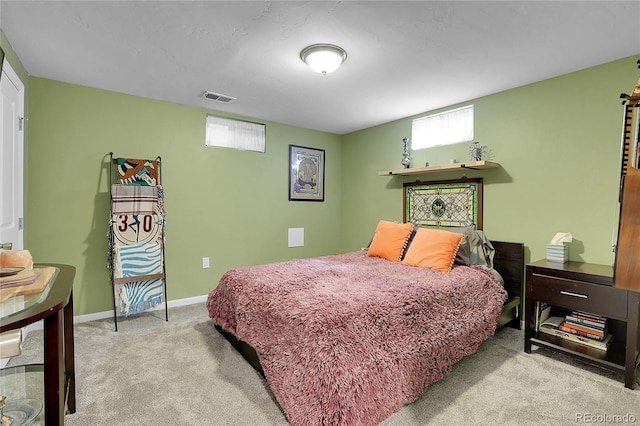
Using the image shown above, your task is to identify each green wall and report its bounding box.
[341,55,640,266]
[25,78,342,315]
[9,25,639,316]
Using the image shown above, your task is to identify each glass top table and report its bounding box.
[0,263,75,426]
[0,267,58,321]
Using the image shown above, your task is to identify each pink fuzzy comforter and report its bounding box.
[207,251,507,426]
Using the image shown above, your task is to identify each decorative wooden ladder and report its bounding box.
[108,153,168,330]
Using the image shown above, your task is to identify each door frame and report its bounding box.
[0,58,25,251]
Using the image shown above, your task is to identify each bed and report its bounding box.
[207,178,524,426]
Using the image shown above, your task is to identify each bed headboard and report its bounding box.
[492,241,524,299]
[403,178,483,228]
[403,178,524,301]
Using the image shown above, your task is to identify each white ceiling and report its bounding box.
[1,1,639,135]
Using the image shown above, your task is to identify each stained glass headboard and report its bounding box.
[403,178,483,229]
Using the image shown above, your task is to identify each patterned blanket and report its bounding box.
[115,158,159,186]
[108,163,165,316]
[207,251,507,426]
[111,184,163,215]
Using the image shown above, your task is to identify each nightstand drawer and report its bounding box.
[530,274,627,320]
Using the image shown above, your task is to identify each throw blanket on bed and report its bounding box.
[207,251,507,426]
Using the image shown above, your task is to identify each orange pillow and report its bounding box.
[401,228,463,272]
[367,220,414,262]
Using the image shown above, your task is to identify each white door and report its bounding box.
[0,59,25,254]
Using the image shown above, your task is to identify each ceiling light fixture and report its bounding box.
[300,44,347,75]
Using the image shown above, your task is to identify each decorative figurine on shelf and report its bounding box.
[0,396,13,425]
[470,141,483,161]
[401,137,411,168]
[469,141,492,161]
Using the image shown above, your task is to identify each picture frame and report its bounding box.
[289,144,325,201]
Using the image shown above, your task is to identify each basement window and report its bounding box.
[205,114,266,153]
[411,105,474,150]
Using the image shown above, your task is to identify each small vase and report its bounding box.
[401,137,411,168]
[471,141,482,161]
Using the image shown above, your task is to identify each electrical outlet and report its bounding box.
[202,257,210,269]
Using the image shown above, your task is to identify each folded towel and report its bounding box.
[111,184,163,215]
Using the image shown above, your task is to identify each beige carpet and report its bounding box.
[5,303,640,425]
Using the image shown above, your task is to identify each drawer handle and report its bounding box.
[560,290,588,299]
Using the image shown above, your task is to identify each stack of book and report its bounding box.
[539,311,613,351]
[546,243,568,263]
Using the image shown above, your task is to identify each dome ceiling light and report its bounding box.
[300,44,347,75]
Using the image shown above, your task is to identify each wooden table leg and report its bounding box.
[44,310,64,425]
[524,270,533,353]
[64,292,76,413]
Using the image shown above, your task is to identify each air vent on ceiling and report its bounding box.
[203,91,236,103]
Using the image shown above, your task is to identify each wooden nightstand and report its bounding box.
[524,260,640,389]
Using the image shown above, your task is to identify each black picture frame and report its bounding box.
[288,144,325,201]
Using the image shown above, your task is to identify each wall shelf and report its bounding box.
[378,160,499,176]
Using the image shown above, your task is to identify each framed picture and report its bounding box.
[289,144,325,201]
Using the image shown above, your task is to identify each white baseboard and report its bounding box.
[73,294,208,324]
[2,294,209,365]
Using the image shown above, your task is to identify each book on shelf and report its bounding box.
[566,311,606,327]
[564,310,607,338]
[539,316,563,330]
[532,302,551,330]
[559,323,605,341]
[561,320,606,337]
[539,316,613,351]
